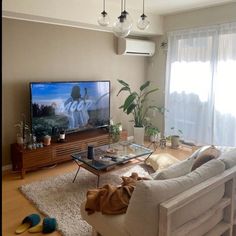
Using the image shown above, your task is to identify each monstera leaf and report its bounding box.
[117,80,161,127]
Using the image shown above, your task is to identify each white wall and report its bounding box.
[2,18,148,165]
[164,2,236,32]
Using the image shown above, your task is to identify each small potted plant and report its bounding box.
[15,114,30,146]
[146,126,160,143]
[109,122,122,143]
[169,127,183,149]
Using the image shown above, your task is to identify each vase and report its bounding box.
[43,135,51,146]
[16,133,24,145]
[171,135,180,149]
[133,126,145,145]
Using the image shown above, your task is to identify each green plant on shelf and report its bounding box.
[15,114,30,144]
[109,122,122,143]
[146,126,160,137]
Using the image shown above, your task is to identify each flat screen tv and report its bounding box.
[30,81,110,138]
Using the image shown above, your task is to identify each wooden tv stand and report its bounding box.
[11,129,110,178]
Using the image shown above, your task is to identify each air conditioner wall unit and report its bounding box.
[117,38,155,56]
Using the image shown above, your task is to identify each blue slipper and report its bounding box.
[28,217,57,234]
[15,214,41,234]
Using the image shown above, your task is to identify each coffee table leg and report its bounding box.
[97,175,100,188]
[144,152,153,163]
[73,166,81,183]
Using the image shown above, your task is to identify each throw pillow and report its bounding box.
[218,148,236,169]
[188,145,221,160]
[191,154,216,171]
[152,145,221,180]
[152,158,195,180]
[145,153,180,171]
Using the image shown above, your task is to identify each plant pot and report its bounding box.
[112,134,120,143]
[133,126,145,145]
[149,133,161,143]
[16,134,24,145]
[171,135,180,149]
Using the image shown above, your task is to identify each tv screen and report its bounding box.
[30,81,110,138]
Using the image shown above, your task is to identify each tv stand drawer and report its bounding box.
[23,149,52,168]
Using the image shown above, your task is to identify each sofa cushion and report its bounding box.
[145,153,180,171]
[152,157,195,180]
[125,159,225,236]
[216,146,236,154]
[219,148,236,169]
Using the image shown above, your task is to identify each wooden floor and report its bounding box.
[2,144,193,236]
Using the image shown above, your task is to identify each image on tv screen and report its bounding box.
[30,81,110,137]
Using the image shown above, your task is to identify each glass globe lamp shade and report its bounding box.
[98,11,110,26]
[113,15,132,38]
[137,14,150,30]
[121,10,133,28]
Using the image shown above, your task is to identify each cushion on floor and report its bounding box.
[145,153,180,171]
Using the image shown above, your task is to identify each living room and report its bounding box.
[2,1,236,236]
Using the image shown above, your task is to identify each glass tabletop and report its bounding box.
[71,141,153,171]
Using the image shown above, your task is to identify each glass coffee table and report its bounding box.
[71,141,153,187]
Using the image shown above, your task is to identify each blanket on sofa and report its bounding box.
[85,172,148,215]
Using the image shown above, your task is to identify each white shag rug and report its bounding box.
[20,164,150,236]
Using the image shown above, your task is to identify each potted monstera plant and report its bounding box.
[117,79,162,145]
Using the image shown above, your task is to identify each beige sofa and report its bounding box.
[81,147,236,236]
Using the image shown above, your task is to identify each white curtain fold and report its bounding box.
[165,22,236,146]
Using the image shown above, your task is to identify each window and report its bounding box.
[165,22,236,146]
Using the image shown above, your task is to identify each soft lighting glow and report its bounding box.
[170,61,212,102]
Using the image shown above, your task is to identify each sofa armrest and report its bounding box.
[125,159,225,236]
[159,165,236,236]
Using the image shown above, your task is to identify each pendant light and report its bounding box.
[121,0,133,28]
[98,0,110,27]
[137,0,150,30]
[113,0,132,38]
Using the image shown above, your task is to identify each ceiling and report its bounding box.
[111,0,234,15]
[3,0,235,36]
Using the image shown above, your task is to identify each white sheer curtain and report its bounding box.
[165,22,236,146]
